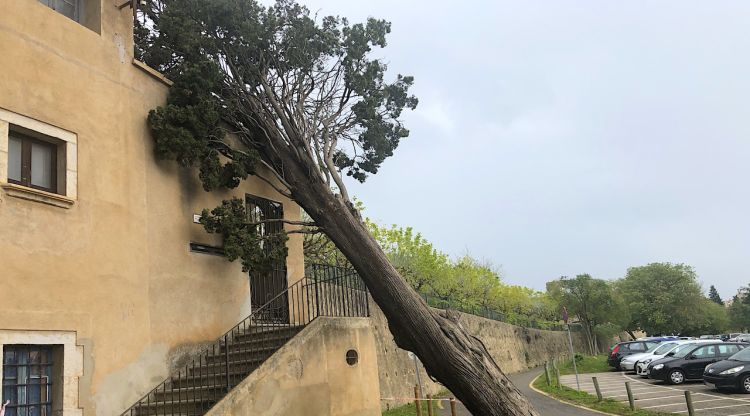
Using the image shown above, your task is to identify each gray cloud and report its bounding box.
[297,0,750,299]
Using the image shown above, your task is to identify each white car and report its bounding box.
[633,340,715,377]
[620,343,667,371]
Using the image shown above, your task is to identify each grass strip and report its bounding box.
[556,354,613,375]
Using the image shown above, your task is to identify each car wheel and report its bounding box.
[741,375,750,394]
[668,369,685,385]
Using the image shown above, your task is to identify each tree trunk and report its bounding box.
[277,153,539,415]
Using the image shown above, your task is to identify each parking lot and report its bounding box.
[560,372,750,415]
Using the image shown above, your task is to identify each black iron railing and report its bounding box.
[122,265,368,416]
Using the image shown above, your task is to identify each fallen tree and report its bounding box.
[137,1,538,414]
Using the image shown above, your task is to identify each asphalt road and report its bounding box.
[435,368,601,415]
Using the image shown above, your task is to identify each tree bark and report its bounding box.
[274,146,539,416]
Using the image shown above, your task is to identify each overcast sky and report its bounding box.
[299,1,750,299]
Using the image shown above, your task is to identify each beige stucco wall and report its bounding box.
[206,317,381,416]
[371,304,589,410]
[0,2,303,415]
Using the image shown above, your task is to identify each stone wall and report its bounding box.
[371,304,591,410]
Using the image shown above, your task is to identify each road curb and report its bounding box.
[527,372,618,416]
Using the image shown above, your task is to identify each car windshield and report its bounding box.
[643,343,661,353]
[671,344,697,358]
[728,347,750,361]
[653,342,677,355]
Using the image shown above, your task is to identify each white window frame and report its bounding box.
[0,108,78,208]
[0,330,83,416]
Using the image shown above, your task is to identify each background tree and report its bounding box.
[729,285,750,331]
[136,0,537,414]
[687,299,729,335]
[620,263,704,335]
[546,274,617,354]
[709,285,724,305]
[368,221,453,293]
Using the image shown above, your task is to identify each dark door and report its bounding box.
[246,194,288,322]
[685,345,717,379]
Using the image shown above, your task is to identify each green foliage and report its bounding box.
[200,198,288,272]
[593,322,623,343]
[547,275,621,353]
[139,0,417,184]
[364,221,557,328]
[136,0,419,273]
[689,299,729,334]
[135,0,420,273]
[729,286,750,331]
[619,263,721,335]
[302,214,557,328]
[708,285,724,305]
[556,354,610,375]
[367,221,452,292]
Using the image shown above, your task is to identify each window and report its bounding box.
[2,345,56,416]
[0,331,81,416]
[1,109,78,208]
[692,345,716,358]
[8,131,59,194]
[38,0,80,22]
[718,344,741,356]
[629,342,647,352]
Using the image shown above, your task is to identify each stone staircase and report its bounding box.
[122,266,369,416]
[127,326,302,416]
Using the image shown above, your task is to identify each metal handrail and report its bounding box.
[122,265,369,416]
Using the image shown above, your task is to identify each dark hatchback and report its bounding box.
[608,340,663,370]
[704,345,750,393]
[648,342,748,385]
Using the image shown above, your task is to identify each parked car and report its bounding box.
[619,343,664,371]
[700,335,719,340]
[728,333,747,342]
[608,340,663,370]
[648,342,748,384]
[704,345,750,393]
[631,340,716,377]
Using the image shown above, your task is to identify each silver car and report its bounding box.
[620,343,665,371]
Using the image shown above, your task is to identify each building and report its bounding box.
[0,2,379,415]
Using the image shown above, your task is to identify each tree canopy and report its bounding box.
[620,263,708,335]
[546,274,623,353]
[729,286,750,331]
[709,285,724,305]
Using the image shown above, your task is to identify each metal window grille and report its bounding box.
[2,345,54,416]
